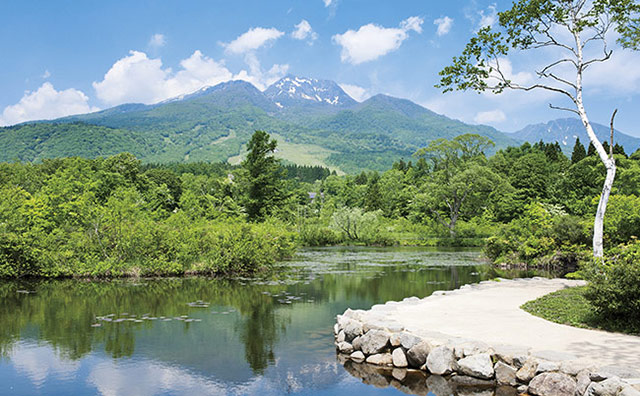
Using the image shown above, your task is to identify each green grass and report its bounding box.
[521,286,640,335]
[227,133,345,174]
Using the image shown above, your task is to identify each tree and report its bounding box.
[414,134,498,236]
[242,131,287,221]
[438,0,640,258]
[613,143,627,157]
[571,137,587,164]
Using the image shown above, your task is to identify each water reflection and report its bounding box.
[0,247,524,395]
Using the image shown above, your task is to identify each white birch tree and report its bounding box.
[438,0,640,258]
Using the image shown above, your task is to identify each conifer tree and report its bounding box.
[242,130,287,221]
[571,137,587,164]
[613,143,627,157]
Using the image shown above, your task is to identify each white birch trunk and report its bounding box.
[574,30,616,258]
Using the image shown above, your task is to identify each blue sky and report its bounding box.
[1,0,639,135]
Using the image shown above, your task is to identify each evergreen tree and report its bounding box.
[571,137,587,164]
[392,159,407,172]
[364,176,383,211]
[587,142,597,157]
[354,171,368,185]
[613,143,627,157]
[602,141,611,156]
[242,130,286,221]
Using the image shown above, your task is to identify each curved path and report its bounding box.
[365,278,640,368]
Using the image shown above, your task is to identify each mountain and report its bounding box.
[0,76,520,172]
[264,75,356,109]
[511,118,640,155]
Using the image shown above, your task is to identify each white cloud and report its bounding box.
[332,16,424,65]
[42,70,51,79]
[223,27,284,54]
[291,19,318,42]
[233,53,289,90]
[434,16,453,36]
[323,0,333,6]
[474,109,506,124]
[148,33,166,48]
[400,16,423,34]
[478,4,498,29]
[584,48,640,94]
[339,83,370,102]
[0,82,98,126]
[465,3,498,31]
[93,50,234,106]
[10,343,80,388]
[486,57,535,88]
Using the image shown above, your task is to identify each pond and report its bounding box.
[0,247,524,395]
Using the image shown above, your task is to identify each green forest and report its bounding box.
[3,130,640,279]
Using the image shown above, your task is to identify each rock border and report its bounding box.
[334,278,640,396]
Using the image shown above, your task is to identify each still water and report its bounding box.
[0,247,516,395]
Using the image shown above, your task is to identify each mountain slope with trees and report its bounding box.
[0,77,520,172]
[2,76,638,173]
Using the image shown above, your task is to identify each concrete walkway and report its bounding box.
[366,278,640,368]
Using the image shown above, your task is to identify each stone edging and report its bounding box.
[334,278,640,396]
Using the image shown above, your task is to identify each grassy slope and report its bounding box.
[227,133,344,174]
[521,286,639,335]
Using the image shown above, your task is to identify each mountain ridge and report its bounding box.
[2,76,638,172]
[510,117,640,155]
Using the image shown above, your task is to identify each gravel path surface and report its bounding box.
[365,278,640,367]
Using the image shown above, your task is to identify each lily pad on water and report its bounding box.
[187,301,210,308]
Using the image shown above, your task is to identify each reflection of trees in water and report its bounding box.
[313,264,487,306]
[237,302,279,374]
[0,278,288,368]
[0,255,526,373]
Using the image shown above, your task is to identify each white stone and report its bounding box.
[536,360,560,373]
[343,321,363,341]
[366,353,393,366]
[352,336,362,351]
[528,372,577,396]
[457,353,495,379]
[406,341,431,368]
[336,330,346,343]
[337,341,354,354]
[426,345,456,375]
[495,361,518,386]
[391,348,408,368]
[586,376,625,396]
[350,351,365,362]
[517,358,539,383]
[359,330,389,356]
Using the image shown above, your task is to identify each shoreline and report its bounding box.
[334,277,640,395]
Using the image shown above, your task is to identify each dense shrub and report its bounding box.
[0,156,298,278]
[298,221,344,246]
[604,194,640,245]
[485,203,591,268]
[584,242,640,327]
[329,207,397,246]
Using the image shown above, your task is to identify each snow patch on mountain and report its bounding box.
[263,75,357,108]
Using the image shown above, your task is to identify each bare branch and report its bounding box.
[537,19,578,56]
[549,103,580,115]
[610,108,618,158]
[513,83,577,102]
[536,70,578,90]
[539,58,578,74]
[582,50,613,70]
